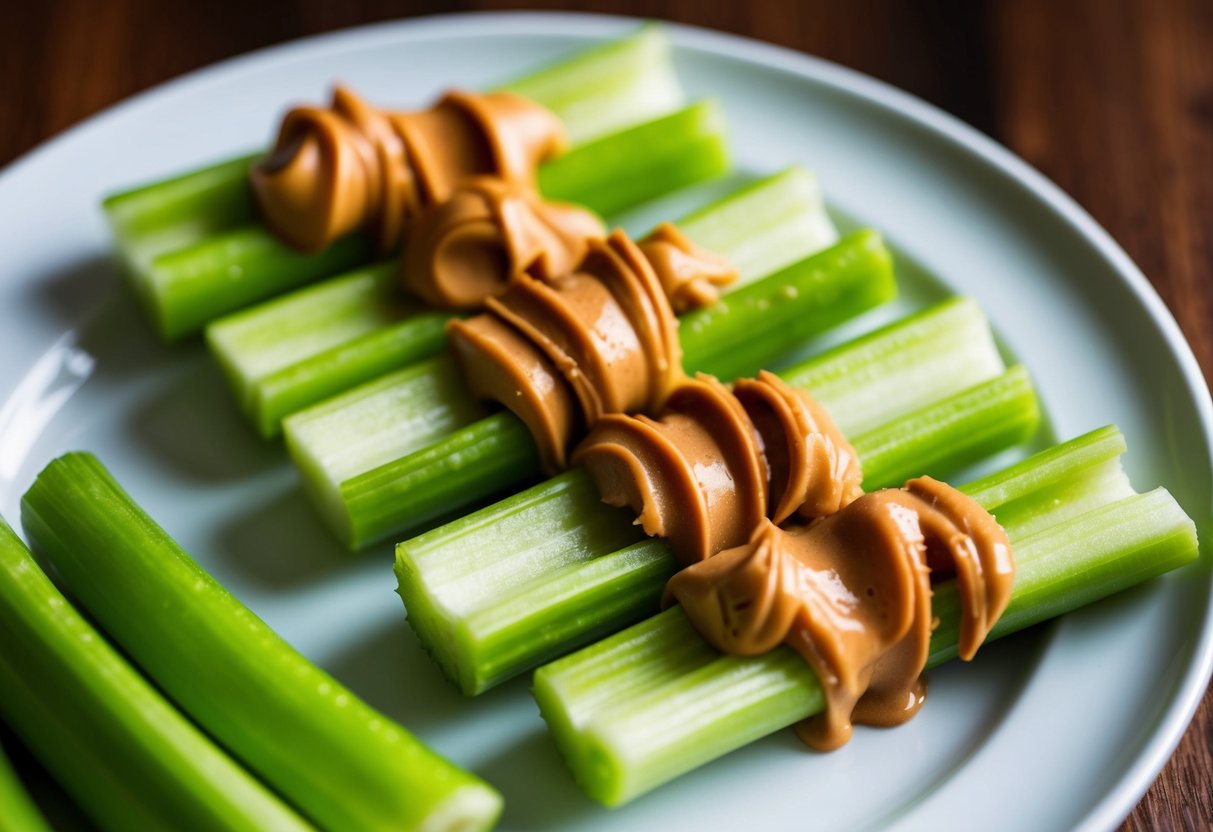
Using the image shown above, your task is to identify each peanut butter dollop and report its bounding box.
[249,86,566,253]
[574,371,861,565]
[573,374,768,563]
[733,370,864,523]
[638,223,738,313]
[665,476,1014,751]
[448,229,713,472]
[401,177,604,310]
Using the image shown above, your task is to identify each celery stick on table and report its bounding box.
[105,25,699,340]
[21,456,502,832]
[0,518,314,832]
[396,298,1041,694]
[287,173,878,549]
[533,426,1201,807]
[209,100,733,438]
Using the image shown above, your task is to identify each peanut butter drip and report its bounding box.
[665,476,1014,751]
[637,223,738,312]
[401,177,604,310]
[250,86,567,253]
[447,229,690,472]
[574,371,861,565]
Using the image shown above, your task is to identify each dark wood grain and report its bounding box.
[0,1,1209,828]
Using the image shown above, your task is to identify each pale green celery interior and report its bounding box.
[680,167,839,284]
[284,355,486,488]
[500,25,685,145]
[207,264,401,387]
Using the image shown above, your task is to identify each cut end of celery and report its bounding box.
[533,668,624,806]
[414,783,504,832]
[284,416,357,549]
[395,545,478,694]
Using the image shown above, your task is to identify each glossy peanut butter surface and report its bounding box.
[401,176,602,309]
[448,228,736,471]
[250,86,565,252]
[666,476,1013,750]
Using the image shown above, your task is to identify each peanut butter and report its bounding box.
[733,370,863,523]
[250,86,566,253]
[665,477,1013,751]
[401,177,603,310]
[574,371,860,564]
[638,223,738,313]
[573,374,768,564]
[449,229,738,471]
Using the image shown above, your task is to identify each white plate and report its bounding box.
[1,12,1210,832]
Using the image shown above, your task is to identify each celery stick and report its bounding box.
[499,24,683,144]
[298,230,893,549]
[853,364,1040,489]
[21,455,502,832]
[677,167,838,284]
[534,434,1200,806]
[103,153,258,275]
[286,355,489,542]
[107,26,694,340]
[0,519,313,832]
[780,295,1003,436]
[0,740,49,832]
[538,99,729,218]
[206,262,454,437]
[676,230,895,381]
[138,97,732,341]
[144,226,376,341]
[396,303,1032,694]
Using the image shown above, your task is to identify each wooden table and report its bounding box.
[2,1,1209,828]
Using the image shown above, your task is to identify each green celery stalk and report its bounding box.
[0,740,49,832]
[105,26,696,340]
[537,99,729,218]
[532,429,1200,806]
[140,227,376,341]
[395,300,1037,694]
[208,107,747,439]
[676,167,838,285]
[295,229,896,549]
[498,23,683,144]
[285,354,491,552]
[129,101,728,342]
[674,229,894,382]
[206,262,454,437]
[21,456,503,832]
[0,518,313,832]
[103,153,258,271]
[853,364,1040,490]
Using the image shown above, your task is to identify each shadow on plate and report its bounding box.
[125,351,282,483]
[479,729,600,829]
[212,483,350,590]
[324,617,475,734]
[26,253,121,329]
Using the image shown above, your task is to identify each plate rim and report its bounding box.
[0,10,1210,831]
